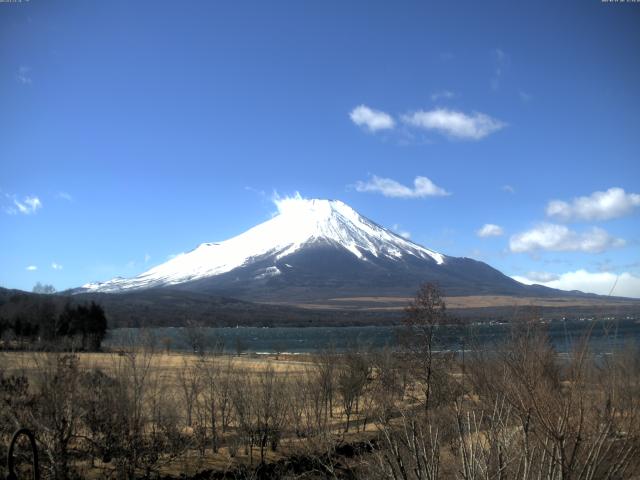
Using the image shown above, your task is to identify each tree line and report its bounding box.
[0,300,107,351]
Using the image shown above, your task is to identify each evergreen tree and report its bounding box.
[87,302,107,350]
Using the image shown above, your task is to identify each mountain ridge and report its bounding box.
[74,198,610,302]
[79,198,446,294]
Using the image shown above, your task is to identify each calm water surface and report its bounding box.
[104,319,640,354]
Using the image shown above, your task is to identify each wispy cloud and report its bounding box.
[17,196,42,214]
[144,253,151,263]
[57,191,73,201]
[51,262,63,270]
[518,90,532,103]
[244,186,267,198]
[17,65,32,85]
[477,224,504,237]
[401,108,506,140]
[26,265,37,271]
[513,270,640,298]
[491,48,508,91]
[509,223,625,253]
[430,90,456,101]
[392,224,411,239]
[355,175,450,198]
[349,105,395,132]
[4,195,42,215]
[502,185,516,194]
[546,187,640,222]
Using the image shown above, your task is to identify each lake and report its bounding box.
[104,318,640,354]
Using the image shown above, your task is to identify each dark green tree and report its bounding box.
[87,302,108,350]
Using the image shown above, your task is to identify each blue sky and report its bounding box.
[1,0,639,297]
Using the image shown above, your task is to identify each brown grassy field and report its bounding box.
[2,319,639,480]
[1,349,384,479]
[0,351,311,376]
[350,294,639,308]
[267,294,640,311]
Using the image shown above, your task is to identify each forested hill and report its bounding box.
[0,287,398,330]
[2,286,640,331]
[0,287,107,349]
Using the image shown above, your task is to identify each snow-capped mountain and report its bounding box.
[79,197,540,300]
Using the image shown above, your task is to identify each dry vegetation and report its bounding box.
[1,285,639,480]
[284,295,639,311]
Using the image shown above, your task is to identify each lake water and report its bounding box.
[104,319,640,354]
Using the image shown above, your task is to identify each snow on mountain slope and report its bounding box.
[81,197,445,293]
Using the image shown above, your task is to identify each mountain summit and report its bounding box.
[82,198,444,292]
[80,197,558,300]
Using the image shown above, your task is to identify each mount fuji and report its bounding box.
[77,197,566,302]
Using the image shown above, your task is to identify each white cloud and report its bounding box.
[51,262,63,270]
[509,223,625,253]
[546,187,640,222]
[26,265,37,271]
[430,90,456,101]
[144,253,151,263]
[349,105,395,132]
[3,193,41,215]
[272,191,304,214]
[518,271,560,283]
[8,196,42,215]
[57,191,73,201]
[502,185,515,194]
[512,270,640,298]
[401,108,505,140]
[17,65,32,85]
[355,175,450,198]
[477,224,504,237]
[392,224,411,239]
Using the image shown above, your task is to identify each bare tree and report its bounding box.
[298,363,330,438]
[371,407,441,480]
[176,356,201,428]
[32,282,56,294]
[313,348,336,422]
[370,347,406,424]
[230,369,256,464]
[253,365,288,463]
[337,350,369,433]
[108,344,159,479]
[30,354,84,480]
[464,321,640,480]
[217,356,236,434]
[403,283,448,413]
[195,353,234,453]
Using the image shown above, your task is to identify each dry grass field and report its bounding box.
[2,315,640,480]
[1,349,387,479]
[269,294,640,311]
[0,351,311,376]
